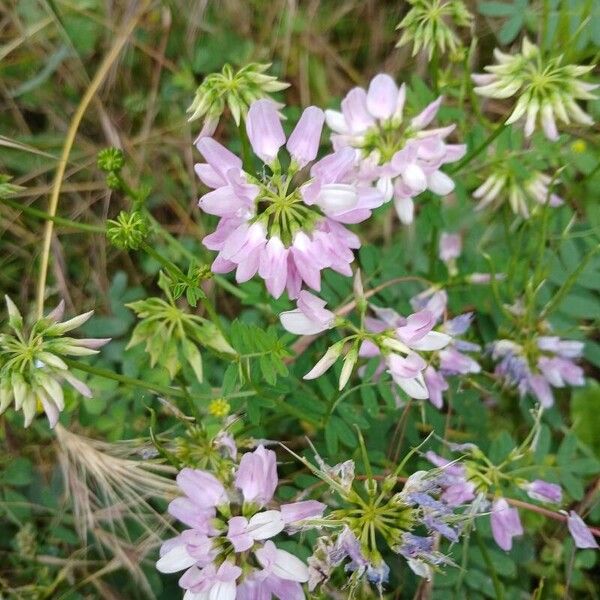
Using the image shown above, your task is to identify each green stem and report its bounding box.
[238,119,253,172]
[141,242,184,278]
[475,529,504,600]
[540,244,600,318]
[449,122,506,175]
[1,197,105,233]
[431,47,440,95]
[148,213,247,300]
[63,357,188,399]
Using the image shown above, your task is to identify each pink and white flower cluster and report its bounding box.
[408,290,481,408]
[490,334,585,407]
[360,288,481,404]
[157,445,325,600]
[195,99,383,299]
[325,74,466,224]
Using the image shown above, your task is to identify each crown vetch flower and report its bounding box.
[279,291,336,335]
[325,74,465,224]
[359,291,479,406]
[490,498,523,552]
[0,297,109,428]
[300,452,469,593]
[473,38,598,140]
[567,511,599,550]
[157,445,324,599]
[196,100,383,299]
[490,333,585,407]
[524,479,562,504]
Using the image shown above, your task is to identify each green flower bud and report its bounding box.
[97,147,125,173]
[188,63,289,134]
[106,211,149,250]
[396,0,473,60]
[105,171,122,190]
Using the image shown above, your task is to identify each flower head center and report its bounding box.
[251,169,323,245]
[361,121,412,164]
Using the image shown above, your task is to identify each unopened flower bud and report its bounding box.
[338,344,359,390]
[97,147,125,173]
[106,211,149,250]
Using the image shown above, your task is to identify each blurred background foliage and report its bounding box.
[1,0,599,598]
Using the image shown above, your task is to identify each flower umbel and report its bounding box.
[396,0,473,60]
[325,74,465,224]
[0,297,110,427]
[156,445,325,599]
[289,448,466,594]
[473,38,598,140]
[188,63,289,138]
[126,272,234,381]
[490,331,585,407]
[196,99,383,298]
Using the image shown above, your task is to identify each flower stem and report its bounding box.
[475,529,504,600]
[63,357,189,399]
[449,121,506,175]
[35,1,150,319]
[1,197,106,233]
[238,119,253,172]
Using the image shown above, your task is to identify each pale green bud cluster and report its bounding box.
[396,0,473,60]
[474,38,598,139]
[0,297,108,428]
[106,210,150,250]
[126,273,234,382]
[188,63,289,134]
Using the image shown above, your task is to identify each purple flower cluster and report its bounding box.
[426,450,598,552]
[157,445,324,599]
[490,335,585,407]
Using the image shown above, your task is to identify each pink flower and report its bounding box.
[180,561,241,600]
[195,101,383,299]
[439,232,462,263]
[235,445,279,506]
[226,511,285,552]
[491,332,585,407]
[280,291,335,335]
[246,99,286,163]
[525,480,562,504]
[281,500,326,524]
[387,353,429,400]
[423,366,448,409]
[255,540,310,582]
[325,74,465,224]
[490,498,523,551]
[567,511,599,549]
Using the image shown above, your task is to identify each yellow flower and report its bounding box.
[208,397,230,418]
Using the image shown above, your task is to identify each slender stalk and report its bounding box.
[540,244,600,318]
[449,122,506,175]
[1,197,105,233]
[35,1,150,318]
[63,357,188,399]
[237,119,253,172]
[475,529,504,600]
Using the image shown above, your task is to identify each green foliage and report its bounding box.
[0,0,599,598]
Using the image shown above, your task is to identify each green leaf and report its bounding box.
[2,457,33,486]
[571,382,600,456]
